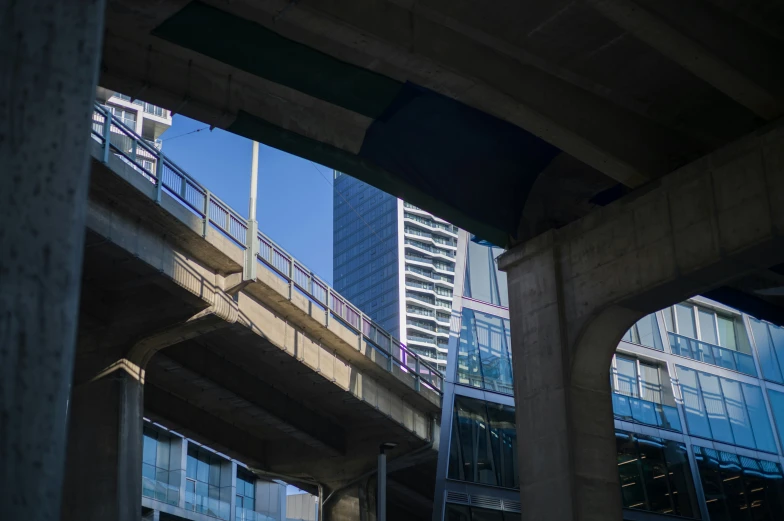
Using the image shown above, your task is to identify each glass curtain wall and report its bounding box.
[621,313,664,351]
[236,468,257,521]
[678,366,777,452]
[665,304,756,375]
[142,425,179,505]
[463,240,508,307]
[611,356,681,431]
[333,173,400,337]
[694,446,784,521]
[448,396,518,489]
[186,445,231,519]
[616,431,699,517]
[749,318,784,384]
[456,308,513,394]
[767,389,784,448]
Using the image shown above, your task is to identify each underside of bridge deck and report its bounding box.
[99,0,784,249]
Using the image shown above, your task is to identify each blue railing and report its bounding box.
[90,104,443,394]
[668,332,757,376]
[612,393,682,432]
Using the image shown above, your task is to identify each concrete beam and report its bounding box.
[588,0,784,119]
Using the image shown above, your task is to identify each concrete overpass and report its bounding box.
[62,105,442,521]
[3,2,784,521]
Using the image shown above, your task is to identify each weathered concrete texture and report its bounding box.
[62,363,144,521]
[499,122,784,521]
[0,2,106,521]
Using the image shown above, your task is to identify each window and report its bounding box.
[611,357,681,431]
[677,366,777,452]
[666,303,755,376]
[767,389,784,449]
[106,104,137,129]
[456,308,513,394]
[236,468,256,521]
[749,318,784,384]
[444,504,520,521]
[694,446,784,521]
[621,314,664,350]
[448,396,518,489]
[616,431,699,517]
[142,426,178,506]
[463,241,508,307]
[185,445,230,519]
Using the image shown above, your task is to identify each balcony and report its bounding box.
[668,332,757,376]
[142,465,180,506]
[612,393,682,432]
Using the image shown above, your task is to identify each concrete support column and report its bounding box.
[0,2,106,520]
[501,239,634,521]
[61,361,144,521]
[324,479,377,521]
[500,120,784,521]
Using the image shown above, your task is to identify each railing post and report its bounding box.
[202,190,211,238]
[155,149,164,204]
[415,357,421,391]
[288,259,294,300]
[180,173,187,200]
[131,139,137,164]
[325,289,330,327]
[102,110,112,164]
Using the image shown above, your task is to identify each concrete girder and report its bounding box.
[588,0,784,120]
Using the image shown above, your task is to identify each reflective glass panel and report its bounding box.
[741,383,778,453]
[615,356,639,398]
[697,372,734,444]
[699,308,718,345]
[678,366,713,439]
[457,308,513,394]
[448,396,518,489]
[717,315,737,351]
[750,318,784,383]
[694,446,784,521]
[676,304,697,338]
[768,388,784,448]
[615,430,699,517]
[719,377,755,449]
[464,241,508,307]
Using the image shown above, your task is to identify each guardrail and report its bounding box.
[90,103,444,395]
[668,332,757,377]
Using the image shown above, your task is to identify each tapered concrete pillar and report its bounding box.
[324,479,377,521]
[62,360,144,521]
[500,238,636,521]
[0,2,106,521]
[500,121,784,520]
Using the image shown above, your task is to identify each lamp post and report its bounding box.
[378,442,397,521]
[244,141,259,281]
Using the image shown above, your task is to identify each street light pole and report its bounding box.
[378,442,397,521]
[244,141,259,281]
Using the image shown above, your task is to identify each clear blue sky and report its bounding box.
[159,115,334,283]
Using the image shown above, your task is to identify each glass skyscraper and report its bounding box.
[333,172,458,371]
[333,173,784,521]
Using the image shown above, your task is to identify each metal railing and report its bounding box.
[90,103,443,394]
[612,393,682,432]
[668,332,757,376]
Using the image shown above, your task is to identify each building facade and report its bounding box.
[431,232,784,521]
[94,87,173,176]
[140,419,318,521]
[333,172,459,371]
